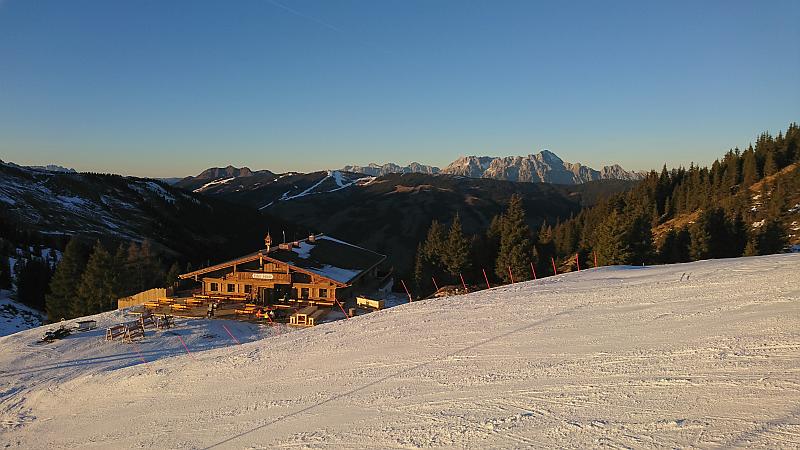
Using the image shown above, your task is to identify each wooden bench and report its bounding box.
[290,306,318,327]
[171,304,189,311]
[357,296,385,310]
[123,321,145,342]
[154,315,173,329]
[105,324,127,341]
[140,313,155,329]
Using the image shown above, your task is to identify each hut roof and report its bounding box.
[179,234,385,285]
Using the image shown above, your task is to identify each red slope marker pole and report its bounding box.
[335,298,350,319]
[530,262,537,280]
[431,276,440,292]
[222,323,241,345]
[508,266,515,284]
[551,257,557,275]
[401,279,413,303]
[575,253,580,271]
[177,335,195,359]
[594,251,598,268]
[459,273,468,294]
[482,268,491,289]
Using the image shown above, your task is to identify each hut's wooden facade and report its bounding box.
[178,234,388,306]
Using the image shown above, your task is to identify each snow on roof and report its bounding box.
[178,234,385,284]
[268,235,385,284]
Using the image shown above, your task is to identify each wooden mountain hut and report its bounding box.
[178,233,389,307]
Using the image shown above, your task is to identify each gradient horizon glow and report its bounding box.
[1,0,798,177]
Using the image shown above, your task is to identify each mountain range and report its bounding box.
[341,150,644,184]
[0,161,285,260]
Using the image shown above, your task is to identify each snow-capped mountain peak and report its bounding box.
[442,150,643,184]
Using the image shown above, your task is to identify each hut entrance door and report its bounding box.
[258,285,291,304]
[258,287,273,305]
[274,284,291,303]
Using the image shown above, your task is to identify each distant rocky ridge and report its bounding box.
[441,150,645,184]
[340,162,439,177]
[0,160,77,174]
[191,165,271,180]
[342,151,644,184]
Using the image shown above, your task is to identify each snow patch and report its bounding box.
[193,177,234,193]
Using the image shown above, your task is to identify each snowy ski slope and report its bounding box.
[1,254,799,448]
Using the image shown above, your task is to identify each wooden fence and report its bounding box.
[117,287,174,309]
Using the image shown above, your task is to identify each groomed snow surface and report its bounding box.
[1,254,799,448]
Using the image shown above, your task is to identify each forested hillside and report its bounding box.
[413,124,799,296]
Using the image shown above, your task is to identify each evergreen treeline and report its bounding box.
[46,237,173,322]
[549,123,799,267]
[412,123,799,297]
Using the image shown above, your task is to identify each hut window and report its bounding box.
[301,287,309,299]
[244,284,252,294]
[227,283,236,293]
[210,282,219,292]
[319,288,328,298]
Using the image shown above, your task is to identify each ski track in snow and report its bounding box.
[0,255,799,448]
[260,171,360,209]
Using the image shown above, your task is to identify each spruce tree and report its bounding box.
[111,244,130,297]
[46,237,88,322]
[628,213,653,264]
[442,215,470,278]
[594,210,631,265]
[0,255,11,290]
[16,258,52,310]
[742,149,758,187]
[495,194,533,282]
[165,261,181,288]
[412,243,429,292]
[75,241,115,316]
[423,221,447,258]
[755,220,787,255]
[689,208,732,260]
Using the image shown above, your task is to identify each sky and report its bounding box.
[0,0,798,178]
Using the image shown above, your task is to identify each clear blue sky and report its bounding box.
[1,0,798,177]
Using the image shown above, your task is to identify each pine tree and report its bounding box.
[742,149,758,187]
[46,237,89,322]
[111,244,129,297]
[0,255,11,290]
[628,213,653,264]
[412,243,429,292]
[165,261,181,288]
[495,194,533,282]
[441,215,470,278]
[422,220,447,262]
[689,208,730,260]
[755,220,787,255]
[16,258,52,310]
[763,151,778,177]
[659,227,692,263]
[727,213,748,257]
[75,241,115,316]
[594,210,631,265]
